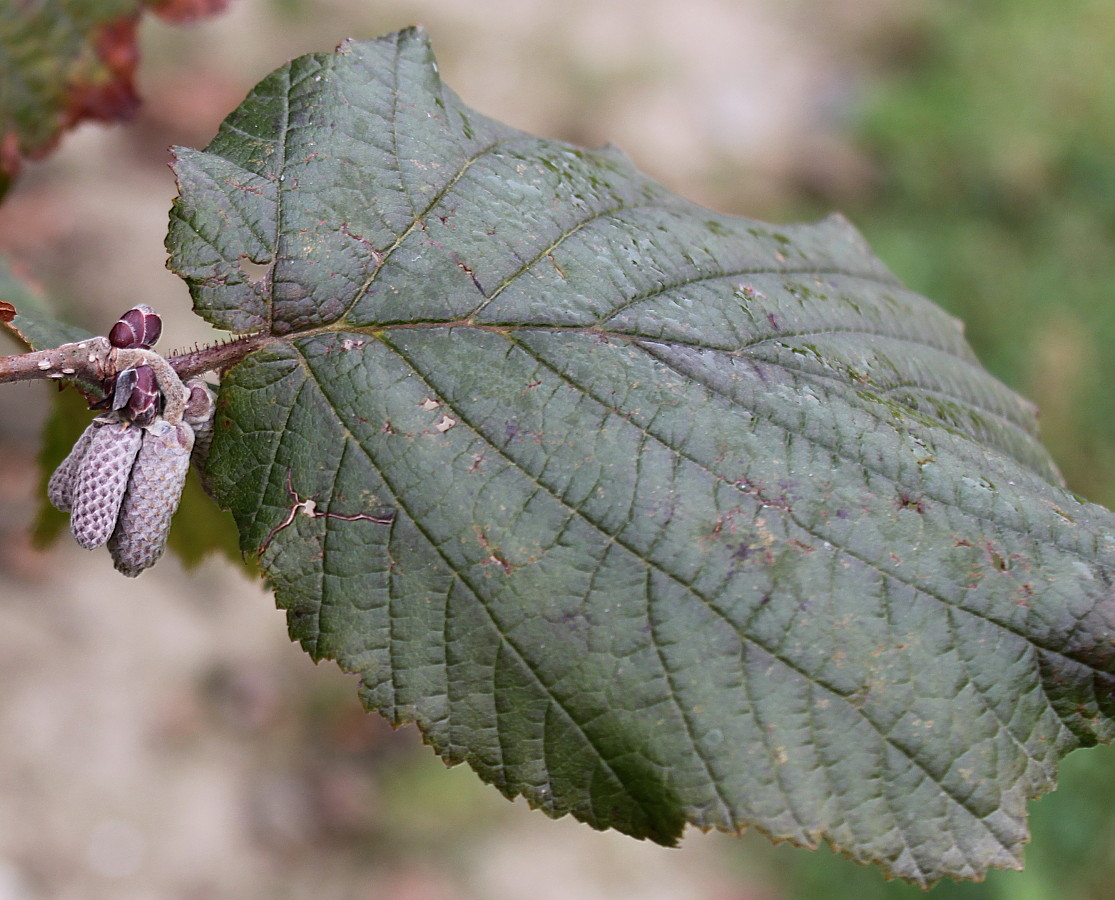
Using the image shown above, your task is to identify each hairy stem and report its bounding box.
[0,332,271,385]
[165,332,274,380]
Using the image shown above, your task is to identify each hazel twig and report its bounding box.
[0,338,190,423]
[0,337,114,385]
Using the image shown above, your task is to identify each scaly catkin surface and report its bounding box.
[108,420,194,577]
[69,421,143,549]
[47,420,99,513]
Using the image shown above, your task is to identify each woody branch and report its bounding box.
[0,332,271,420]
[0,337,190,423]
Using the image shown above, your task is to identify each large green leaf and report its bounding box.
[166,29,1115,886]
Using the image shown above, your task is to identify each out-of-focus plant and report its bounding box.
[849,0,1115,509]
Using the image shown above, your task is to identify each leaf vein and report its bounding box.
[644,571,736,826]
[740,348,1040,449]
[337,136,542,324]
[470,199,695,318]
[291,346,662,830]
[633,340,1102,584]
[377,336,1016,848]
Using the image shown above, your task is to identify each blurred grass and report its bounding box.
[844,1,1115,510]
[751,2,1115,897]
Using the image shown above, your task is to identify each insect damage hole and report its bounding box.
[237,256,271,284]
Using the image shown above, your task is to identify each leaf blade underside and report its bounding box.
[167,28,1115,886]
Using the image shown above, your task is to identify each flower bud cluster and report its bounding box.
[92,304,164,424]
[47,306,217,576]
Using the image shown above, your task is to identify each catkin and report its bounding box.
[52,334,213,573]
[183,379,217,491]
[108,419,194,577]
[69,419,143,549]
[47,420,99,513]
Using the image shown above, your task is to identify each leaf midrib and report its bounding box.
[240,312,1075,555]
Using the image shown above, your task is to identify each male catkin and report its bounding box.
[69,419,143,549]
[47,420,99,513]
[107,419,194,577]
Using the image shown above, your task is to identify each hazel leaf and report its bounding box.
[166,28,1115,886]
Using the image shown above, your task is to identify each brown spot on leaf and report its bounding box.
[340,223,383,263]
[454,258,484,294]
[895,492,925,513]
[473,527,512,574]
[481,553,512,575]
[0,301,15,323]
[985,543,1009,572]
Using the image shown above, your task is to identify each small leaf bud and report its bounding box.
[122,365,160,427]
[108,304,162,349]
[183,378,218,498]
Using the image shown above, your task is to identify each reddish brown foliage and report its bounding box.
[61,16,142,133]
[148,0,232,25]
[1,0,229,192]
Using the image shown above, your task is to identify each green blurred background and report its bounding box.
[2,0,1115,897]
[779,4,1115,898]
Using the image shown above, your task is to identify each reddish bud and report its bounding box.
[183,378,217,497]
[114,365,160,426]
[108,304,162,349]
[183,379,216,427]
